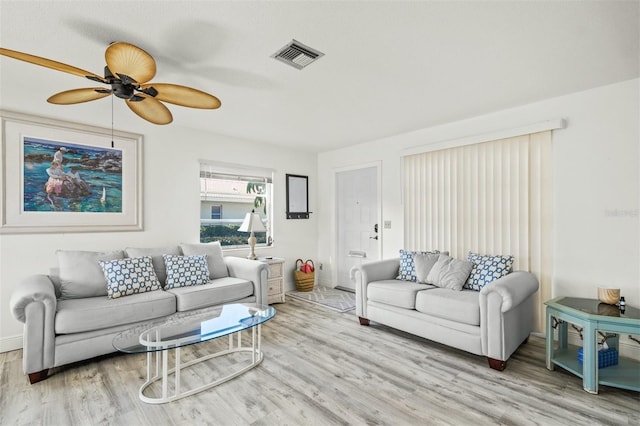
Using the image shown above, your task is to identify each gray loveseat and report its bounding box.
[353,254,539,370]
[10,242,269,384]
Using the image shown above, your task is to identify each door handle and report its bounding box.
[370,223,378,239]
[348,250,367,258]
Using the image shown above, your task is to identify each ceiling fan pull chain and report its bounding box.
[111,94,114,148]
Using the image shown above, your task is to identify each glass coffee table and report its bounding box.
[113,303,276,404]
[545,297,639,394]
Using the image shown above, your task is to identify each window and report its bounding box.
[210,205,222,220]
[200,162,273,247]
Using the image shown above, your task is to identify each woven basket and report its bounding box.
[294,259,315,292]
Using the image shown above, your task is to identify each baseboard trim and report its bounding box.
[0,335,22,353]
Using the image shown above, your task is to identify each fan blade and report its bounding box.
[126,95,172,125]
[105,42,156,84]
[0,47,106,82]
[47,88,111,104]
[139,83,221,109]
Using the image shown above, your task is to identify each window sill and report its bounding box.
[222,245,274,254]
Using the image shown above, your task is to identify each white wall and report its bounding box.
[318,78,639,309]
[0,119,317,352]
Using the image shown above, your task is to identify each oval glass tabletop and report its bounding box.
[113,303,276,353]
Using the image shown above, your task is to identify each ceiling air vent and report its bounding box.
[272,39,324,70]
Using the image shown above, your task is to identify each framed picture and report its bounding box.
[286,174,310,219]
[0,110,143,233]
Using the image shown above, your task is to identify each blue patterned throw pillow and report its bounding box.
[464,252,514,291]
[163,254,210,289]
[396,249,441,281]
[99,256,161,299]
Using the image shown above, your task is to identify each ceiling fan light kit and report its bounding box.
[0,42,221,125]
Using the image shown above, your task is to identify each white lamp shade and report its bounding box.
[238,212,267,233]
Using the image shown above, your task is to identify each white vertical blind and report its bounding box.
[403,131,552,332]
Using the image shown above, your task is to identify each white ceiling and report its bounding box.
[1,1,638,153]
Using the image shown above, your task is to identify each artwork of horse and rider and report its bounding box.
[23,137,123,213]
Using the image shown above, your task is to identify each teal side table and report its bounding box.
[545,297,640,394]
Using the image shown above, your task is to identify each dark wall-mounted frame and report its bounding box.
[286,174,310,219]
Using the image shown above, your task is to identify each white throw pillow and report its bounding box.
[396,249,445,281]
[414,252,442,283]
[57,250,124,299]
[426,254,474,291]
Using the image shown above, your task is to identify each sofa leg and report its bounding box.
[28,369,49,384]
[358,317,370,326]
[487,358,507,371]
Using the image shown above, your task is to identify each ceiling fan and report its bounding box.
[0,42,221,125]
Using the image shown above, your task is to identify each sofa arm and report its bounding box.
[479,271,539,361]
[224,257,269,306]
[352,258,400,318]
[9,274,57,375]
[479,271,539,312]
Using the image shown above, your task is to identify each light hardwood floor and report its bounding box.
[1,298,638,426]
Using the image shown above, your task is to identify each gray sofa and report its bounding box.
[353,257,539,370]
[10,242,269,384]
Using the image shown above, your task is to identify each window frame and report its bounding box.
[199,161,274,249]
[210,205,222,220]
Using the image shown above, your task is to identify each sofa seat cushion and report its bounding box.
[415,288,481,326]
[166,277,254,311]
[367,280,435,309]
[55,290,176,334]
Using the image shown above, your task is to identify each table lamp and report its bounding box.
[238,209,267,260]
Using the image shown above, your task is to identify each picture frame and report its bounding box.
[286,174,310,219]
[0,110,143,234]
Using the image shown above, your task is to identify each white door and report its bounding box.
[336,166,379,291]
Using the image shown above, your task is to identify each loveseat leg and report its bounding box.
[358,317,370,326]
[28,369,49,384]
[487,358,507,371]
